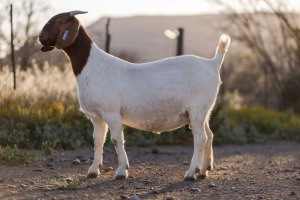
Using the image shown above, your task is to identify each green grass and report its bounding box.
[0,146,36,165]
[51,174,84,190]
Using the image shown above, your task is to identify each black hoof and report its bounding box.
[197,174,207,180]
[184,176,197,181]
[115,175,127,180]
[87,172,98,179]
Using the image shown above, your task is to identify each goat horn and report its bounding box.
[70,11,88,16]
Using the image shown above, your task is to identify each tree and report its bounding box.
[0,0,49,70]
[213,0,300,110]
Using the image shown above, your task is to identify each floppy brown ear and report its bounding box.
[55,19,80,49]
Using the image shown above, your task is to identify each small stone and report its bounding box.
[152,190,159,194]
[46,163,54,168]
[257,195,264,199]
[20,184,27,189]
[8,185,16,189]
[165,196,175,200]
[208,183,217,188]
[129,195,141,200]
[190,187,201,192]
[104,167,114,172]
[120,194,129,199]
[64,177,73,182]
[182,161,190,165]
[33,168,44,172]
[290,191,296,196]
[220,166,228,170]
[78,157,91,163]
[72,159,81,165]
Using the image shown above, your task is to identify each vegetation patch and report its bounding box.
[51,174,84,190]
[0,146,36,166]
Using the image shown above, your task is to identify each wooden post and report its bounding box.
[105,18,111,53]
[10,4,16,90]
[176,28,184,56]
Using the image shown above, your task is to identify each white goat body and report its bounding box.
[39,11,230,180]
[78,48,221,133]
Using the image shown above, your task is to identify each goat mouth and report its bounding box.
[39,39,55,46]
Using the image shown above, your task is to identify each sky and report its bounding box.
[48,0,223,26]
[1,0,300,56]
[44,0,300,26]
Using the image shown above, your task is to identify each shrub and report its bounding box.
[214,107,300,144]
[0,146,36,165]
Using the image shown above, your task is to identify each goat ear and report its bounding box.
[55,19,80,49]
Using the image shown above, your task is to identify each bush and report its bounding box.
[214,107,300,145]
[0,146,36,165]
[0,99,92,149]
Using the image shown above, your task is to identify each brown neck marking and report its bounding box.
[63,25,92,76]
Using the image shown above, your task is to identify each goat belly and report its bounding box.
[122,111,189,133]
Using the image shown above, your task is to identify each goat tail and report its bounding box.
[213,34,231,70]
[218,34,230,53]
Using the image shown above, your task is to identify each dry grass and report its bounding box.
[0,62,77,103]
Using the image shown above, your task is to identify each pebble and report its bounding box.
[72,159,81,165]
[78,157,91,163]
[190,187,201,192]
[182,161,190,165]
[165,196,175,200]
[129,195,141,200]
[120,194,129,199]
[104,167,114,172]
[64,177,73,182]
[290,191,296,196]
[152,190,159,194]
[20,184,27,189]
[46,163,54,168]
[208,183,217,188]
[257,195,264,199]
[33,168,44,172]
[220,166,228,170]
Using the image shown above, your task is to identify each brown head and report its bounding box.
[39,11,87,52]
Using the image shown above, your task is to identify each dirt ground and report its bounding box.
[0,142,300,200]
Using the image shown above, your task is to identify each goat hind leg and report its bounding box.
[184,114,207,181]
[197,121,214,179]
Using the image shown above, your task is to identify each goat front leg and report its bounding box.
[87,118,108,178]
[184,113,207,181]
[104,113,129,180]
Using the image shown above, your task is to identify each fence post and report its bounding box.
[176,28,184,56]
[10,4,16,90]
[105,18,111,53]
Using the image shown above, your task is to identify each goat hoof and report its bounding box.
[87,172,98,179]
[207,166,213,171]
[184,176,197,181]
[115,175,127,180]
[197,174,207,180]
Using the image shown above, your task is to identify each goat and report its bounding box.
[39,11,230,181]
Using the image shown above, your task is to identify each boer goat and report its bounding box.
[39,11,230,181]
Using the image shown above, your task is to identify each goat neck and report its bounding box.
[63,25,92,76]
